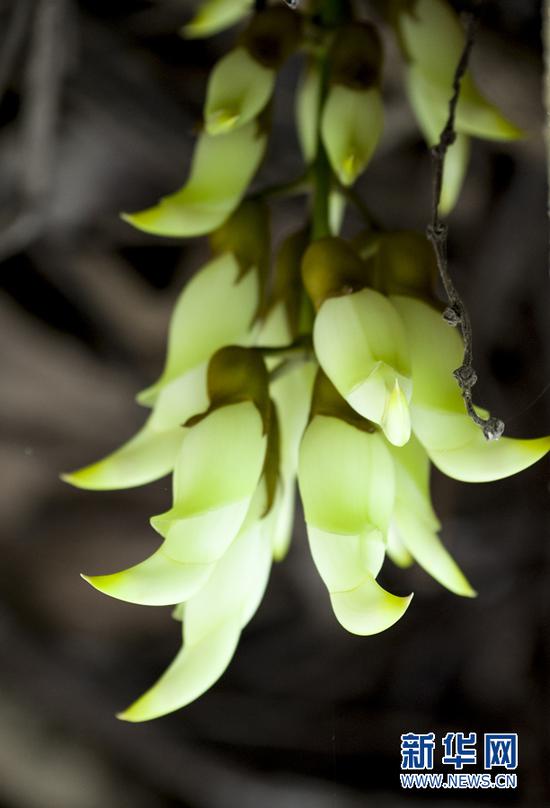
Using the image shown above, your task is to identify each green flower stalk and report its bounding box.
[63,0,549,721]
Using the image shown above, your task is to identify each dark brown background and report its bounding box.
[0,0,549,805]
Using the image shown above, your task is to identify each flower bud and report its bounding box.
[202,345,270,427]
[239,7,302,69]
[122,122,266,237]
[301,237,367,310]
[209,198,270,278]
[355,230,438,299]
[329,22,383,90]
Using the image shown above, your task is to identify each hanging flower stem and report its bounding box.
[426,11,504,442]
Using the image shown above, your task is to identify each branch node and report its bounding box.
[443,305,462,326]
[482,418,505,442]
[453,364,477,388]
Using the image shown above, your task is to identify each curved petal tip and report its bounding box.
[331,579,413,636]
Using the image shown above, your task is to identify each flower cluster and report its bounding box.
[64,0,548,721]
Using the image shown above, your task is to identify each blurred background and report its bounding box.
[1,0,549,805]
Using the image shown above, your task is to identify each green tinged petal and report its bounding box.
[330,578,413,636]
[381,379,412,447]
[184,519,270,643]
[118,616,242,722]
[300,415,410,635]
[321,85,383,186]
[63,364,210,491]
[81,548,213,607]
[299,416,395,535]
[139,254,259,406]
[386,524,414,568]
[398,0,520,211]
[167,401,266,513]
[308,526,385,591]
[423,412,550,482]
[153,402,266,561]
[456,75,522,141]
[393,510,475,596]
[393,295,550,481]
[205,48,275,135]
[398,0,463,84]
[257,301,316,559]
[149,364,209,430]
[182,0,253,39]
[389,435,474,596]
[61,418,183,491]
[439,132,469,215]
[314,289,411,442]
[390,294,463,411]
[122,123,266,238]
[118,513,272,722]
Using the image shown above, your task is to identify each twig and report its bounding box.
[20,0,68,204]
[426,11,504,442]
[0,0,33,103]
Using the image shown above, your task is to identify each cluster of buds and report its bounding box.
[64,0,548,721]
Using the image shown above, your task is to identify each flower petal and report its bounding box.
[381,378,411,447]
[118,509,272,722]
[398,0,463,86]
[404,68,470,213]
[308,526,385,591]
[205,48,275,135]
[393,509,475,597]
[61,418,183,490]
[321,85,383,186]
[386,523,413,568]
[182,0,253,39]
[117,616,242,722]
[122,123,266,238]
[299,415,395,535]
[330,577,413,636]
[314,290,411,434]
[138,254,259,405]
[424,413,550,482]
[151,402,267,561]
[390,295,464,412]
[149,364,209,430]
[171,402,266,513]
[81,548,213,606]
[184,519,270,643]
